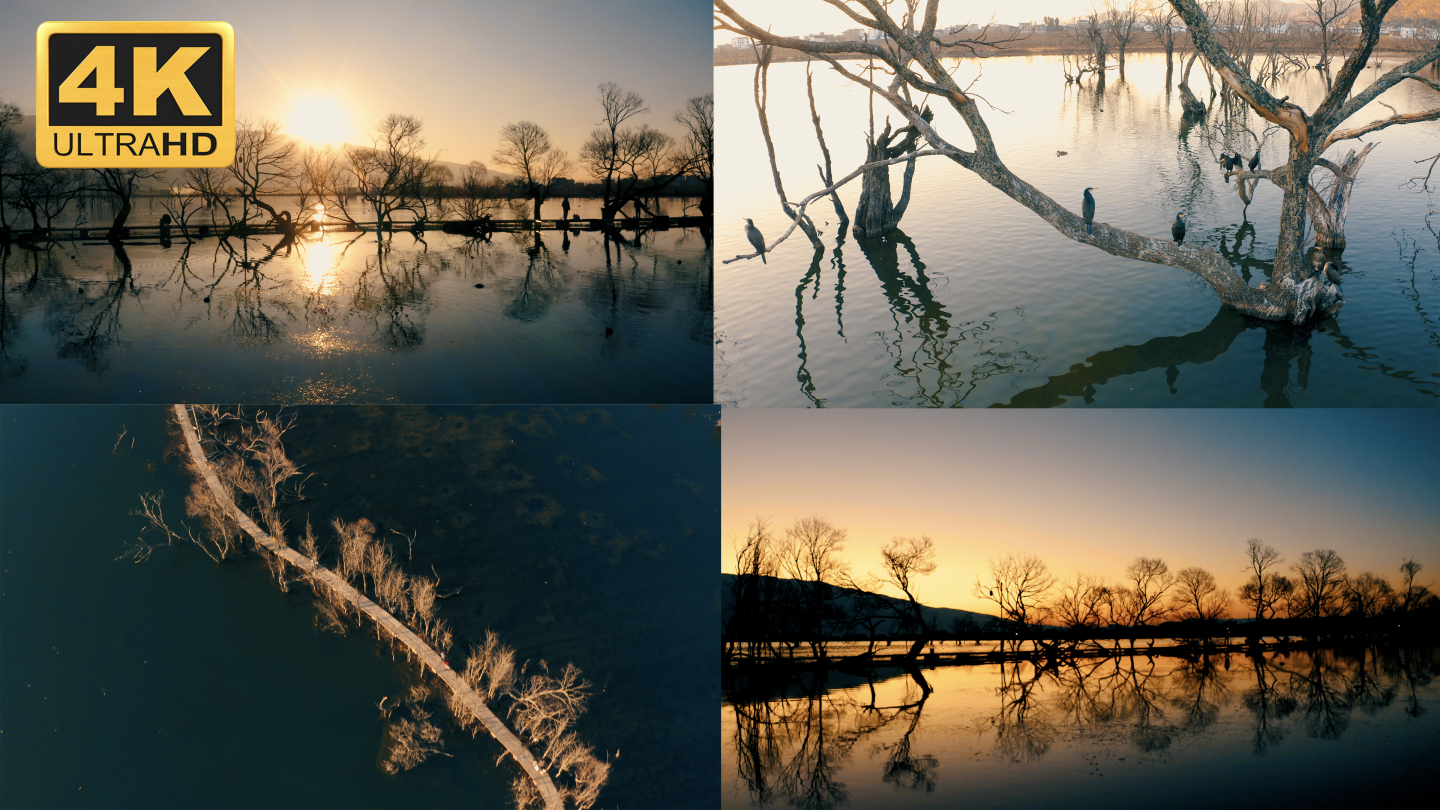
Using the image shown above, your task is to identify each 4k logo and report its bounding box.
[36,21,234,168]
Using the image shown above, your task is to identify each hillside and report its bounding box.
[720,573,1009,637]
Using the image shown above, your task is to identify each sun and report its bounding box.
[285,93,353,146]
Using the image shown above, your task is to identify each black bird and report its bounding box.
[1323,261,1342,285]
[1221,153,1236,183]
[1249,150,1261,172]
[744,218,767,263]
[1172,213,1187,245]
[605,327,614,338]
[1082,188,1096,234]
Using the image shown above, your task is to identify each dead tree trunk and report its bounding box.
[1309,143,1376,252]
[1177,51,1206,116]
[852,108,932,239]
[753,45,822,251]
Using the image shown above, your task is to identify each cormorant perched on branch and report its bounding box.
[1082,188,1096,234]
[1172,213,1187,244]
[1249,150,1261,172]
[1221,153,1237,183]
[744,218,767,263]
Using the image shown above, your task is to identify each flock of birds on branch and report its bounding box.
[740,146,1340,289]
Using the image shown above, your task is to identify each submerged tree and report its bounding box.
[715,0,1440,324]
[494,121,573,221]
[777,515,851,659]
[876,536,938,666]
[973,552,1055,634]
[1238,538,1292,621]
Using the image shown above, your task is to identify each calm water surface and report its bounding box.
[1,214,712,403]
[716,54,1439,407]
[1,404,719,808]
[722,648,1438,808]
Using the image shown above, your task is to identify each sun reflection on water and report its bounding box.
[301,232,338,294]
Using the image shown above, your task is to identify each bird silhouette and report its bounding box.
[1082,188,1096,234]
[744,218,767,263]
[1323,261,1342,286]
[1171,213,1187,245]
[1249,150,1261,172]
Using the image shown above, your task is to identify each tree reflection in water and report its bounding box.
[1,225,710,401]
[783,216,1434,406]
[728,670,935,809]
[725,645,1438,807]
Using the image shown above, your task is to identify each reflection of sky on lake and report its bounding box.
[0,224,712,403]
[723,647,1439,809]
[716,53,1440,407]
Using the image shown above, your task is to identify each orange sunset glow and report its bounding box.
[723,409,1440,618]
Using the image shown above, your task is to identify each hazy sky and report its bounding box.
[1,0,710,168]
[715,0,1109,44]
[723,409,1440,617]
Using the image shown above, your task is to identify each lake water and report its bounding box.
[1,404,719,808]
[722,646,1438,808]
[715,53,1439,407]
[0,219,712,403]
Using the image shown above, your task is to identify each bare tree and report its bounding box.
[1399,556,1430,612]
[726,517,782,662]
[1104,0,1144,80]
[877,536,937,664]
[1144,2,1184,87]
[462,629,520,702]
[0,99,24,238]
[777,515,851,659]
[347,114,443,233]
[1050,572,1109,632]
[674,93,714,217]
[8,160,81,234]
[972,552,1055,632]
[1291,548,1348,618]
[1239,538,1286,621]
[716,0,1440,324]
[1173,565,1232,621]
[1300,0,1360,89]
[452,161,506,222]
[1115,557,1177,643]
[1344,571,1394,617]
[228,117,300,233]
[493,121,573,221]
[87,167,161,242]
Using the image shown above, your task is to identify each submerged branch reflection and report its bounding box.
[727,645,1439,806]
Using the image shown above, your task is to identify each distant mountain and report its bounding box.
[721,572,1010,637]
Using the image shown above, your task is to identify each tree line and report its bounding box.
[724,516,1437,666]
[0,83,713,244]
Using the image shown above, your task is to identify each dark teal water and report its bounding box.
[1,404,720,808]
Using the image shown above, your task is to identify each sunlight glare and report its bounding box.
[286,94,353,146]
[302,234,338,294]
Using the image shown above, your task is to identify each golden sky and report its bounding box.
[2,0,709,167]
[723,409,1440,617]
